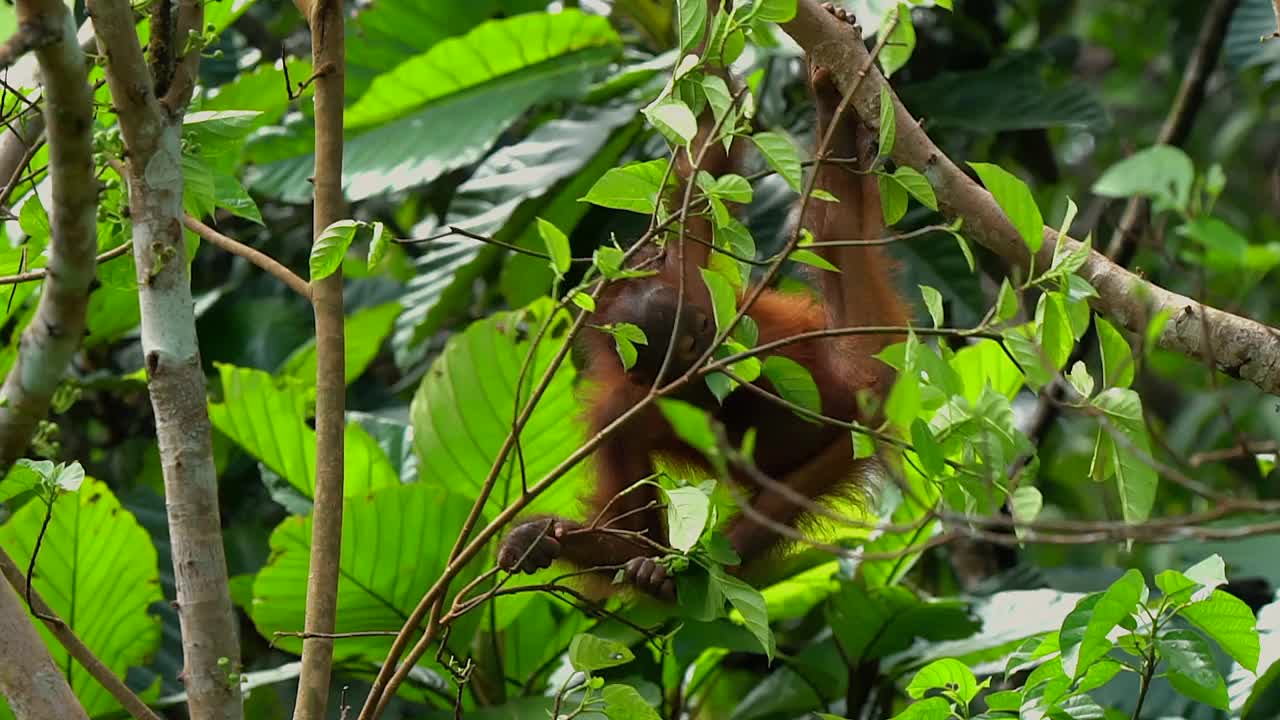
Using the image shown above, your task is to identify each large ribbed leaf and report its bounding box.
[347,10,618,129]
[208,364,398,498]
[0,479,162,717]
[248,11,620,203]
[411,300,587,517]
[346,0,548,97]
[250,483,476,663]
[392,104,637,364]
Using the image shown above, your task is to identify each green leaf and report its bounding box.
[700,267,738,334]
[919,285,943,327]
[1095,317,1133,389]
[581,159,670,214]
[346,10,619,129]
[568,633,635,671]
[665,486,711,552]
[790,248,839,272]
[645,98,699,145]
[719,571,776,660]
[1010,486,1043,533]
[251,483,480,665]
[762,355,822,417]
[878,4,917,78]
[1168,668,1230,710]
[890,697,952,720]
[658,399,717,454]
[0,464,40,504]
[1092,145,1194,211]
[1157,629,1227,703]
[0,479,162,718]
[906,658,978,703]
[1177,589,1259,671]
[878,172,909,225]
[750,0,796,23]
[536,217,571,278]
[751,131,803,192]
[910,419,945,477]
[893,166,937,210]
[310,219,361,281]
[677,0,707,52]
[278,301,403,386]
[1183,555,1228,589]
[995,278,1019,322]
[209,365,400,499]
[969,162,1045,252]
[1067,361,1094,399]
[1060,569,1144,678]
[366,221,390,268]
[603,684,662,720]
[1091,388,1158,525]
[878,85,896,158]
[1036,294,1073,371]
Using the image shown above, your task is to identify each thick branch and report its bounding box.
[89,0,245,717]
[781,0,1280,395]
[0,572,88,719]
[0,0,98,471]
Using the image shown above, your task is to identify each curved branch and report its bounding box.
[781,0,1280,395]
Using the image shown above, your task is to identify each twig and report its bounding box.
[0,242,132,286]
[182,215,311,299]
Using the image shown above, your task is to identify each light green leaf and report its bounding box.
[645,98,699,145]
[665,486,711,552]
[1095,317,1134,389]
[1010,486,1043,540]
[878,85,896,158]
[1177,589,1259,671]
[310,219,361,281]
[790,248,839,272]
[366,221,389,268]
[969,161,1045,252]
[278,302,403,386]
[919,285,943,327]
[889,697,951,720]
[762,355,821,417]
[210,364,399,499]
[658,399,717,454]
[346,10,620,129]
[1060,569,1144,678]
[1091,388,1157,525]
[0,478,162,718]
[906,658,978,703]
[750,0,796,23]
[878,4,917,78]
[602,684,662,720]
[878,172,909,225]
[751,131,803,192]
[251,483,480,665]
[581,159,670,214]
[1067,360,1094,399]
[536,217,571,278]
[719,571,776,660]
[411,301,589,517]
[677,0,708,52]
[569,633,635,671]
[995,278,1018,322]
[893,166,937,210]
[1092,145,1194,211]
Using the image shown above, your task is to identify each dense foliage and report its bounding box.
[1,0,1279,718]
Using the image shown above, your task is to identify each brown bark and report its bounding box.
[292,0,347,717]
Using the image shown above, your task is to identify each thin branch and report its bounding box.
[397,225,593,263]
[0,547,164,720]
[182,215,311,298]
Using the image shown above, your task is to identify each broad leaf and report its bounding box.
[0,479,162,717]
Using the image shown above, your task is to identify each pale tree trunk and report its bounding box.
[87,0,244,718]
[292,0,347,716]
